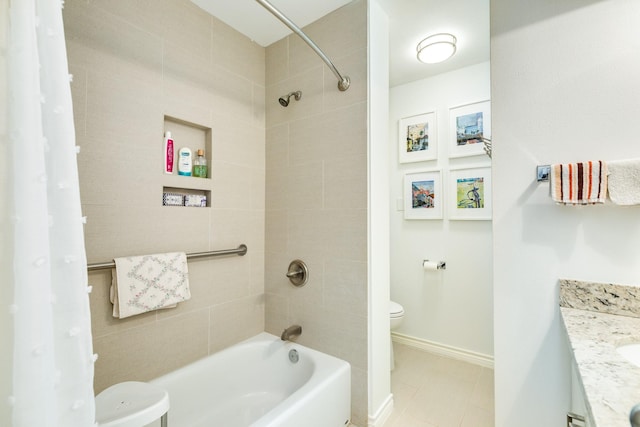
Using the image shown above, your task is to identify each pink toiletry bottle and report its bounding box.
[164,131,174,174]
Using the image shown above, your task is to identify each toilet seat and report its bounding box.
[95,381,169,427]
[389,301,404,318]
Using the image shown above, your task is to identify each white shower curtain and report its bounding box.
[8,0,96,426]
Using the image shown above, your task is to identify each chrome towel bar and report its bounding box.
[87,244,248,271]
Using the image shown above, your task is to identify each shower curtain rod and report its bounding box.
[255,0,351,91]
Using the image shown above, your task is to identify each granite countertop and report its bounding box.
[560,279,640,427]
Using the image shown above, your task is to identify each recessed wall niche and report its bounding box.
[162,116,212,207]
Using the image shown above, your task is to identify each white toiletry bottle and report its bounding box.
[178,147,192,176]
[164,131,174,174]
[193,149,207,178]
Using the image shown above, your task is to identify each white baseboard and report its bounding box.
[367,393,394,427]
[391,332,494,369]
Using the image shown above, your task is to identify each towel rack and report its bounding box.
[87,244,248,271]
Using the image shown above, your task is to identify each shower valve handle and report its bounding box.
[286,269,303,278]
[286,260,308,287]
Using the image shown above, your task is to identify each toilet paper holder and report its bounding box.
[423,259,446,270]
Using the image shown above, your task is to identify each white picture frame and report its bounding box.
[404,170,443,220]
[449,100,491,158]
[448,166,492,220]
[398,112,438,163]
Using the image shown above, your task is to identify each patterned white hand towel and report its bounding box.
[607,158,640,205]
[110,252,191,319]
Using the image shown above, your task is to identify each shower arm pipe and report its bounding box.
[255,0,350,91]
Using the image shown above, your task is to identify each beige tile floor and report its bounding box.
[384,342,495,427]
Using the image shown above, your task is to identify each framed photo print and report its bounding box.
[398,112,437,163]
[448,167,492,220]
[449,100,491,158]
[403,170,443,220]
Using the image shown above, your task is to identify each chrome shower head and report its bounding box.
[278,91,302,107]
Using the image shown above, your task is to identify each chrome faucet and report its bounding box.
[281,324,302,341]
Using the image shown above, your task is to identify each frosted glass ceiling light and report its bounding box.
[416,33,457,64]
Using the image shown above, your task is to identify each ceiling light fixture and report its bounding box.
[416,33,457,64]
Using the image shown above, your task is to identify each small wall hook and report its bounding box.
[537,165,551,182]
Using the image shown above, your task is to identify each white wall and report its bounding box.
[492,0,640,425]
[389,62,493,358]
[0,0,11,424]
[368,1,392,424]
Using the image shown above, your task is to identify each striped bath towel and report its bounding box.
[550,161,607,205]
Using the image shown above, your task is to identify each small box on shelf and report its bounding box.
[185,194,207,207]
[163,186,210,208]
[163,192,184,206]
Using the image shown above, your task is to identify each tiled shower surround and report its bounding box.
[64,0,266,396]
[64,0,369,424]
[264,1,369,424]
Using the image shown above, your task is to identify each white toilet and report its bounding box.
[95,381,169,427]
[389,300,405,370]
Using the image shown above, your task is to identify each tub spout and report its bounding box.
[281,324,302,341]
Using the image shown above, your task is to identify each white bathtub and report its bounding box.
[144,332,351,427]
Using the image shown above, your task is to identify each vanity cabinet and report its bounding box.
[561,281,640,427]
[569,361,592,427]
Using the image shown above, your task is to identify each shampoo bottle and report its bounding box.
[164,131,174,174]
[178,147,192,176]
